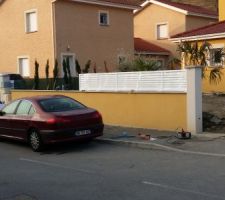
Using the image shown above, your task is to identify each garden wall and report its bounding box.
[11,90,187,131]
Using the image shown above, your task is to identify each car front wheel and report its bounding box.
[29,130,43,152]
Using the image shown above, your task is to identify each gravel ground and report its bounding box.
[203,93,225,133]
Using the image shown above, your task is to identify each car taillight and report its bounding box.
[93,111,102,120]
[46,118,71,125]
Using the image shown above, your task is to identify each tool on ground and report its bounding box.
[138,133,151,140]
[177,129,191,139]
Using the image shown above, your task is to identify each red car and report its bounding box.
[0,95,104,151]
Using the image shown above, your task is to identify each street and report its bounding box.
[0,139,225,200]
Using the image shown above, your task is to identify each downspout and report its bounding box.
[51,0,57,62]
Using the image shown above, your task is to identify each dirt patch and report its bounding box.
[203,94,225,133]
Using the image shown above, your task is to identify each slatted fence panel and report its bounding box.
[79,70,187,92]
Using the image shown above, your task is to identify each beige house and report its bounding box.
[0,0,139,78]
[134,0,218,68]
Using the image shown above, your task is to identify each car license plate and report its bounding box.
[75,129,91,136]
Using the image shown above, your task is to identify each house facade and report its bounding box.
[0,0,139,78]
[170,0,225,92]
[134,0,218,68]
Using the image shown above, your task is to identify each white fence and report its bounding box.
[79,70,187,92]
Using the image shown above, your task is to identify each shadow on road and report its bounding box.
[0,138,102,155]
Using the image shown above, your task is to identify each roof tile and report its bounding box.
[134,38,170,54]
[171,20,225,39]
[149,0,217,17]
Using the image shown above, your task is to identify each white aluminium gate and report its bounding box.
[79,70,187,92]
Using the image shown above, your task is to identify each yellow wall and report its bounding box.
[203,68,225,93]
[11,91,187,131]
[54,1,134,74]
[200,39,225,93]
[219,0,225,21]
[0,0,54,78]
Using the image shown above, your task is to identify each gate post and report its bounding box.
[186,66,202,134]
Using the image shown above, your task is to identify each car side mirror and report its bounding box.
[0,110,6,116]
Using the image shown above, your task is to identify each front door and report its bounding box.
[62,54,76,77]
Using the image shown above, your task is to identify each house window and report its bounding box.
[99,11,109,26]
[18,57,30,77]
[25,9,38,33]
[157,23,168,39]
[210,48,224,66]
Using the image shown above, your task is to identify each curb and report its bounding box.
[96,138,161,150]
[96,138,225,158]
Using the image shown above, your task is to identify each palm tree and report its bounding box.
[177,41,224,84]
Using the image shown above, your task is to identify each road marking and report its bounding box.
[20,158,96,175]
[149,142,225,157]
[142,181,225,200]
[98,138,225,158]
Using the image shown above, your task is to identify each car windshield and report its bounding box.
[38,97,86,112]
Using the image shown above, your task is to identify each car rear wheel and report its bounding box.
[29,129,43,152]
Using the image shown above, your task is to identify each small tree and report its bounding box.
[82,60,91,73]
[177,41,223,84]
[45,59,50,90]
[75,59,81,74]
[33,60,39,90]
[53,59,59,90]
[63,59,69,89]
[66,57,72,89]
[93,63,97,73]
[104,61,109,72]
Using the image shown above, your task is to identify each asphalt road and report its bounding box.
[0,139,225,200]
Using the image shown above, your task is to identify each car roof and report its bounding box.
[21,95,69,101]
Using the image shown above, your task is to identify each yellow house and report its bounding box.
[0,0,139,78]
[170,0,225,93]
[134,0,218,68]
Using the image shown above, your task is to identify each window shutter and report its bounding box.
[157,24,168,39]
[19,58,30,77]
[26,12,37,32]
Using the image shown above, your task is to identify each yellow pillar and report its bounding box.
[219,0,225,21]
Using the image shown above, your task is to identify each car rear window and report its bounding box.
[38,97,86,112]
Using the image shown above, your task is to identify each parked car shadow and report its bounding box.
[0,138,101,155]
[41,140,100,155]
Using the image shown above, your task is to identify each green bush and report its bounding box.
[119,57,161,72]
[24,77,79,90]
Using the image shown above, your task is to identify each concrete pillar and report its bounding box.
[186,66,202,134]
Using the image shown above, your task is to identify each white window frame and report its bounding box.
[24,9,38,33]
[17,56,30,77]
[60,53,76,78]
[99,10,110,26]
[156,22,169,40]
[207,44,225,67]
